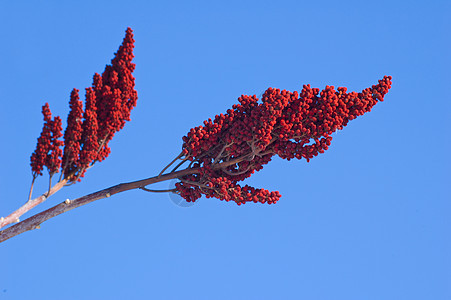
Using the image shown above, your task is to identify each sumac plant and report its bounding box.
[0,28,392,243]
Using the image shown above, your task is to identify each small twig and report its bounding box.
[179,178,211,190]
[187,159,198,169]
[249,138,257,154]
[58,168,64,182]
[28,176,36,201]
[221,165,251,176]
[67,163,95,186]
[170,157,189,173]
[158,151,184,178]
[47,174,53,197]
[213,142,232,165]
[191,142,224,163]
[139,187,177,193]
[210,153,248,170]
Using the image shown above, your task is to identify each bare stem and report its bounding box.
[170,157,189,173]
[58,168,64,182]
[179,178,211,190]
[139,187,177,193]
[158,151,183,178]
[47,174,53,197]
[28,176,36,201]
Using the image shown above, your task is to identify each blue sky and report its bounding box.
[0,1,449,299]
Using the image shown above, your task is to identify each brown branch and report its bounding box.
[0,167,199,243]
[0,178,68,229]
[0,150,258,243]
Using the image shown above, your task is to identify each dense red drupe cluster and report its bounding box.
[77,87,100,179]
[176,76,392,205]
[30,103,64,178]
[93,27,137,162]
[62,89,83,177]
[30,28,137,182]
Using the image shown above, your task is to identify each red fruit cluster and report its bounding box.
[61,89,83,177]
[93,27,137,162]
[30,28,137,182]
[30,103,64,177]
[177,76,392,205]
[77,87,99,179]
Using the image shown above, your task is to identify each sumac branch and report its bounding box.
[0,28,392,243]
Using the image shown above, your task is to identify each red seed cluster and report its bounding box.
[62,89,83,177]
[47,115,64,175]
[177,76,392,205]
[30,28,137,182]
[30,103,64,177]
[94,27,137,162]
[77,87,100,179]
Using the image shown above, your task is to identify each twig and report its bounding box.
[47,174,53,197]
[221,165,251,176]
[67,163,96,186]
[170,157,189,173]
[179,178,211,190]
[212,142,232,165]
[28,176,36,201]
[139,187,177,193]
[158,151,183,178]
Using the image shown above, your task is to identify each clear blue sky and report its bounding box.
[1,1,449,299]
